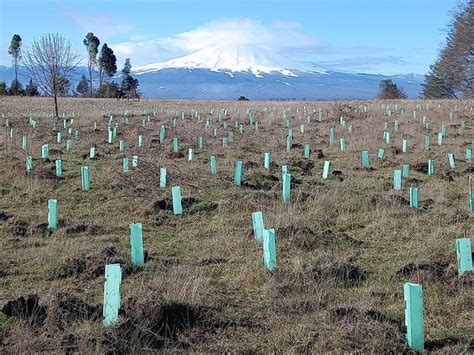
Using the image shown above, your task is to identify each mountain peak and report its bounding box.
[134,44,326,77]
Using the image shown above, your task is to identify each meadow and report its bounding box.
[0,97,472,353]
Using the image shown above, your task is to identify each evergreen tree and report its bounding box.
[9,79,24,95]
[8,34,22,95]
[76,75,89,96]
[377,79,407,99]
[83,32,100,96]
[120,58,139,99]
[98,43,117,91]
[98,81,119,98]
[25,79,39,96]
[424,1,473,98]
[422,63,456,98]
[0,81,7,95]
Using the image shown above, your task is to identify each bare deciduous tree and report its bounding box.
[23,33,81,117]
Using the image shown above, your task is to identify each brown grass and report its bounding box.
[0,96,473,353]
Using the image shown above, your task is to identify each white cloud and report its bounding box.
[110,18,324,66]
[59,5,132,39]
[109,18,394,69]
[159,18,319,52]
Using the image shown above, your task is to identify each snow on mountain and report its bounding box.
[134,44,326,77]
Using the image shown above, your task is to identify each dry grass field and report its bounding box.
[0,97,473,353]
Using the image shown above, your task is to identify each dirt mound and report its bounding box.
[51,246,132,279]
[2,294,47,327]
[329,262,367,286]
[395,261,449,282]
[0,210,11,221]
[48,292,101,329]
[243,161,259,169]
[153,197,218,215]
[107,299,200,351]
[278,227,363,251]
[289,158,314,176]
[243,172,279,190]
[413,162,428,174]
[65,223,104,236]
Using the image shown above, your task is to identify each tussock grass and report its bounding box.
[0,97,472,353]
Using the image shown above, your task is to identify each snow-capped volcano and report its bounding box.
[134,44,325,77]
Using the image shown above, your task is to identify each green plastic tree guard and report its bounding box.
[26,156,33,172]
[448,154,455,169]
[300,124,305,134]
[129,223,144,266]
[404,283,424,351]
[329,128,335,145]
[159,125,166,143]
[409,187,419,208]
[234,160,243,186]
[437,132,443,146]
[66,140,72,151]
[281,165,288,176]
[402,139,408,153]
[470,191,474,213]
[286,134,292,153]
[57,132,62,143]
[103,263,122,326]
[467,149,472,162]
[264,152,271,170]
[132,155,139,168]
[159,168,167,187]
[428,160,435,176]
[322,161,330,180]
[41,144,49,160]
[198,136,204,149]
[173,137,179,153]
[121,157,128,172]
[402,164,410,178]
[339,137,346,152]
[172,186,183,215]
[138,135,144,148]
[304,144,310,159]
[424,136,430,151]
[361,150,369,168]
[377,148,385,160]
[210,156,217,175]
[282,173,291,204]
[456,238,473,275]
[394,170,402,190]
[48,199,57,229]
[385,132,391,144]
[108,128,113,144]
[252,211,264,242]
[90,147,95,159]
[263,228,277,271]
[81,166,90,191]
[22,136,28,150]
[188,148,194,161]
[55,160,62,177]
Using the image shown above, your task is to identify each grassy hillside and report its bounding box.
[0,97,472,353]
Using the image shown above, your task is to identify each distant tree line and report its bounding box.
[1,31,141,116]
[423,0,473,98]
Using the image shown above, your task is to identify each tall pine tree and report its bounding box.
[98,43,117,92]
[423,1,473,98]
[8,34,22,95]
[83,32,100,96]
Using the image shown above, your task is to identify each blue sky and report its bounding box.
[0,0,461,74]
